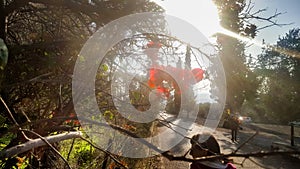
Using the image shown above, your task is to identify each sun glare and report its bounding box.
[219,28,300,59]
[152,0,300,59]
[153,0,221,40]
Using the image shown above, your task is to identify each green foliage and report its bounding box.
[60,139,96,168]
[74,141,94,166]
[0,0,163,168]
[213,0,260,112]
[0,133,15,150]
[0,114,5,125]
[104,110,114,120]
[255,28,300,124]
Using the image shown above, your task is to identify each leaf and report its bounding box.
[78,55,86,62]
[133,91,141,100]
[102,64,109,71]
[104,110,114,119]
[0,114,5,126]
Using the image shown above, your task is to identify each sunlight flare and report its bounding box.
[218,27,300,59]
[153,0,221,38]
[153,0,300,59]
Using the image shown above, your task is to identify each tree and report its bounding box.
[0,1,222,165]
[255,28,300,124]
[213,0,256,114]
[0,1,163,168]
[213,0,285,114]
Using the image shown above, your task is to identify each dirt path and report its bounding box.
[228,123,300,169]
[155,119,300,169]
[155,118,236,169]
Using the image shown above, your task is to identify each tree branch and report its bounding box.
[241,6,293,31]
[2,116,300,168]
[80,136,129,169]
[0,96,30,140]
[78,117,300,164]
[0,96,19,126]
[162,150,300,163]
[0,131,82,159]
[233,130,259,153]
[20,129,73,169]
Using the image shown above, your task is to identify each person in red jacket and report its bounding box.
[147,66,204,98]
[145,41,205,115]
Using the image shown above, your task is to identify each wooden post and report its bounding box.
[291,124,295,146]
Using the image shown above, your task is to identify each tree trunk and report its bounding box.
[0,0,6,40]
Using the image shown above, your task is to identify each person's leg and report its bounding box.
[231,129,235,142]
[234,130,237,141]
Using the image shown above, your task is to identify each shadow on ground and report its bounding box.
[223,124,300,169]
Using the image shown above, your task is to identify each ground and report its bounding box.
[155,117,300,169]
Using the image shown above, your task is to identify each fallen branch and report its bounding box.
[0,131,82,159]
[162,150,300,163]
[3,117,300,168]
[80,137,129,169]
[233,130,259,153]
[78,117,300,163]
[20,129,73,169]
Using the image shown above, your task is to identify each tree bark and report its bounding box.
[0,0,6,40]
[0,131,82,159]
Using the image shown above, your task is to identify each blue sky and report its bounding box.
[252,0,300,43]
[248,0,300,55]
[152,0,300,56]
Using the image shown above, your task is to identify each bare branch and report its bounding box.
[0,96,19,126]
[20,129,73,169]
[256,22,293,31]
[0,96,31,140]
[162,150,300,163]
[233,130,259,153]
[250,8,267,16]
[0,131,82,159]
[80,137,129,169]
[2,116,300,168]
[77,117,300,164]
[241,5,293,31]
[244,0,254,14]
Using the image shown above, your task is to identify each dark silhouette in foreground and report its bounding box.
[189,133,236,169]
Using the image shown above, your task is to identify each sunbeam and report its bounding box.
[218,27,300,59]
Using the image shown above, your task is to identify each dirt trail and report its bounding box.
[156,120,300,169]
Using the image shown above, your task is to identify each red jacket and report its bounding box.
[148,66,204,97]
